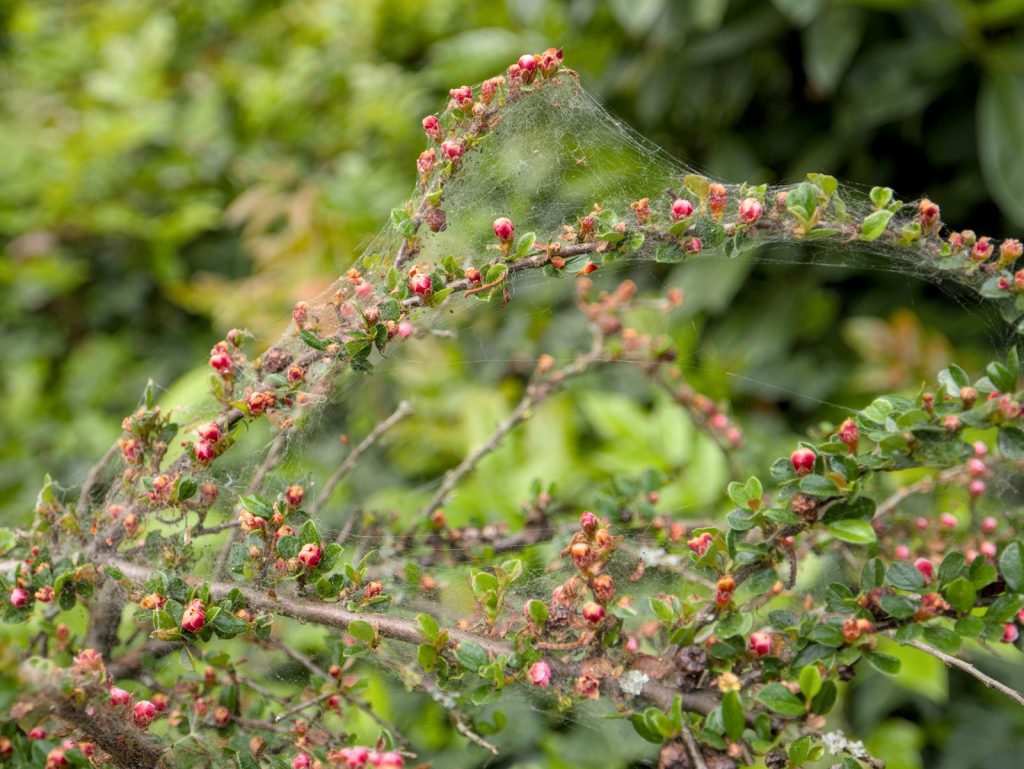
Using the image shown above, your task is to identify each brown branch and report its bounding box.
[312,400,413,515]
[903,639,1024,708]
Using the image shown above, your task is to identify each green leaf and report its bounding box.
[861,558,886,591]
[810,680,838,715]
[417,613,439,642]
[348,620,376,645]
[239,495,273,519]
[880,593,918,619]
[721,690,745,740]
[515,231,537,257]
[300,520,320,546]
[472,571,499,596]
[454,640,489,673]
[526,599,548,626]
[860,209,893,241]
[276,535,299,560]
[789,735,813,766]
[756,683,806,717]
[417,644,437,672]
[998,427,1024,460]
[799,665,822,700]
[942,577,977,614]
[887,561,926,592]
[827,519,876,545]
[869,186,894,209]
[1000,541,1024,590]
[799,474,839,497]
[299,328,329,351]
[865,651,901,675]
[938,551,966,584]
[787,182,818,224]
[979,73,1024,229]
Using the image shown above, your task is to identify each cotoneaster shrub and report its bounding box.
[2,50,1024,769]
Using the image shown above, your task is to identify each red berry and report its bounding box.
[493,217,514,242]
[790,447,816,477]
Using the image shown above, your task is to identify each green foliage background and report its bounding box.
[3,1,1024,767]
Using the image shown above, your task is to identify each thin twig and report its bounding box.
[273,692,333,723]
[417,332,604,520]
[312,401,413,515]
[679,720,709,769]
[873,466,959,518]
[903,639,1024,708]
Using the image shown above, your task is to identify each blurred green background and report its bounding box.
[3,1,1024,767]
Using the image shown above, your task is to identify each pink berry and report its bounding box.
[528,660,551,687]
[940,513,958,530]
[748,631,772,657]
[493,217,514,242]
[409,271,432,297]
[181,599,206,633]
[914,558,935,584]
[894,545,910,560]
[1003,623,1020,644]
[298,543,323,569]
[109,686,133,707]
[790,447,816,477]
[670,198,694,221]
[132,700,157,729]
[982,516,998,534]
[9,587,28,608]
[581,601,605,623]
[737,197,763,225]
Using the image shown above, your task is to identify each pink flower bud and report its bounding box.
[493,217,514,242]
[194,440,215,463]
[918,199,940,231]
[397,321,414,339]
[421,115,441,142]
[417,149,436,178]
[28,727,47,740]
[298,543,323,569]
[338,746,370,768]
[1003,623,1020,643]
[838,418,858,452]
[133,700,157,729]
[10,587,28,608]
[967,458,986,477]
[894,545,910,560]
[209,352,232,374]
[968,479,986,498]
[528,660,551,687]
[441,140,463,160]
[687,532,713,557]
[670,198,694,221]
[982,516,998,534]
[915,516,929,531]
[580,511,597,531]
[197,422,221,442]
[914,558,935,584]
[182,599,205,633]
[685,237,703,254]
[748,631,772,657]
[45,748,69,769]
[285,485,304,507]
[409,271,432,297]
[581,600,605,623]
[108,686,133,707]
[940,513,958,529]
[980,541,997,558]
[790,447,816,477]
[449,85,474,111]
[737,197,763,224]
[973,441,988,457]
[518,54,538,72]
[292,754,311,769]
[152,693,168,713]
[970,236,993,262]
